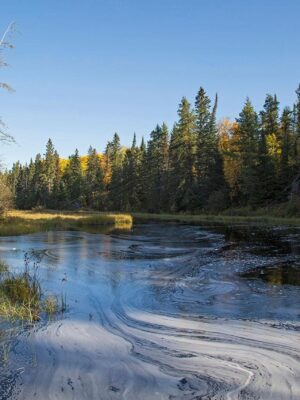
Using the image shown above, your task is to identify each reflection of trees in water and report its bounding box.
[103,235,123,292]
[261,265,300,286]
[243,263,300,286]
[219,224,300,257]
[108,264,122,292]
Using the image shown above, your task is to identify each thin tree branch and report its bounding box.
[0,22,15,48]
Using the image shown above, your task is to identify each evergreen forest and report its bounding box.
[4,86,300,214]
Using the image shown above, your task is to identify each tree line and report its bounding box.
[3,85,300,213]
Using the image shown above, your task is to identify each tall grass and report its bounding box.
[0,252,41,322]
[0,252,65,322]
[0,210,132,236]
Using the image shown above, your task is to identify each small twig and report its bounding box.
[0,22,15,48]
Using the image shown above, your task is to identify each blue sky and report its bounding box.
[0,0,299,166]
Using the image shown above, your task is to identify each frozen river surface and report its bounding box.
[0,222,300,399]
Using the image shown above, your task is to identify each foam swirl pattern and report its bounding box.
[0,223,299,399]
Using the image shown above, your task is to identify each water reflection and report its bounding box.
[241,262,300,286]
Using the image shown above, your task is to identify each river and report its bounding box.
[0,222,299,399]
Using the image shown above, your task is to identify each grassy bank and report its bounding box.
[0,257,62,322]
[0,210,133,236]
[132,212,300,226]
[1,209,299,238]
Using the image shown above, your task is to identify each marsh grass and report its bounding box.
[0,252,66,322]
[43,295,58,315]
[0,210,132,236]
[0,261,8,275]
[0,252,41,322]
[132,212,300,226]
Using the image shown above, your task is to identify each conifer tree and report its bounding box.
[138,137,147,210]
[32,154,44,206]
[145,123,169,212]
[295,84,300,169]
[122,134,141,211]
[255,94,279,204]
[260,94,281,175]
[63,149,83,208]
[6,161,21,197]
[236,98,259,206]
[169,98,196,211]
[85,146,104,209]
[41,139,58,207]
[279,108,293,199]
[195,91,226,208]
[194,88,218,208]
[106,133,124,210]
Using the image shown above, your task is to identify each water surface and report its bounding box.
[0,223,299,399]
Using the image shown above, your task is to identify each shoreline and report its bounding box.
[1,209,300,238]
[0,210,133,236]
[132,212,300,226]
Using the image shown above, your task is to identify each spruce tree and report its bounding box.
[32,154,44,207]
[138,137,147,210]
[145,123,169,212]
[63,149,83,208]
[169,98,196,211]
[37,139,57,207]
[85,146,104,209]
[295,85,300,169]
[279,108,293,199]
[122,134,141,211]
[194,88,221,208]
[236,98,259,206]
[195,91,226,209]
[256,94,279,204]
[106,133,123,210]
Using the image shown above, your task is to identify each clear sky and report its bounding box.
[0,0,299,167]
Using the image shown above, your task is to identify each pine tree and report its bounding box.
[169,98,196,211]
[122,134,141,211]
[278,108,293,199]
[255,94,279,205]
[85,146,104,209]
[15,161,36,209]
[194,88,218,208]
[236,98,259,206]
[106,133,124,210]
[195,87,211,189]
[195,91,226,209]
[138,137,147,210]
[145,123,169,212]
[260,94,279,137]
[295,85,300,169]
[63,149,84,208]
[36,139,58,207]
[32,154,44,207]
